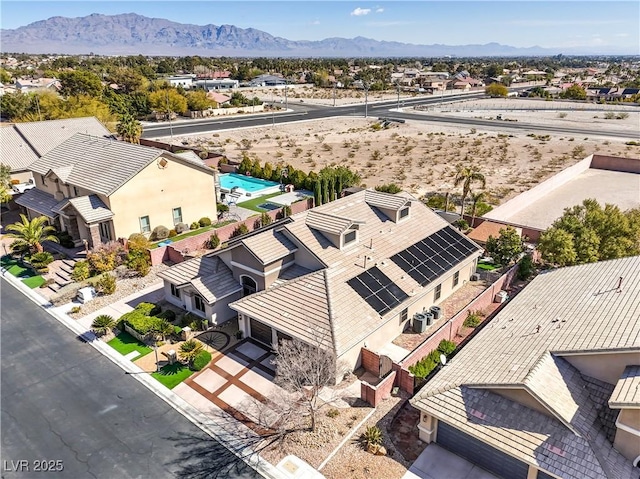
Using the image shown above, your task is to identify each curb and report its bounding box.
[1,271,285,479]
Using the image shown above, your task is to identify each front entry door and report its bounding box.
[250,318,273,346]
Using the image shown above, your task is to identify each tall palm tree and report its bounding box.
[91,314,116,336]
[469,191,487,228]
[116,114,142,144]
[454,166,486,218]
[6,214,59,254]
[178,339,203,366]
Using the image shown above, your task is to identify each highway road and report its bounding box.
[140,90,636,140]
[0,278,259,479]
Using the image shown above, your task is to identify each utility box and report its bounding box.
[494,290,508,303]
[76,286,96,304]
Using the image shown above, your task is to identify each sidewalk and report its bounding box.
[1,269,285,479]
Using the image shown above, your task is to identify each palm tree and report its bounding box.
[116,114,142,144]
[454,165,486,217]
[91,314,116,337]
[152,318,175,341]
[6,214,59,254]
[178,339,203,366]
[468,191,487,228]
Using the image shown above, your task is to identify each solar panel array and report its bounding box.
[391,226,478,287]
[348,266,409,316]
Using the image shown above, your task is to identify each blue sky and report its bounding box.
[1,1,638,53]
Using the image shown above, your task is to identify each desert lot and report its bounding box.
[159,97,639,205]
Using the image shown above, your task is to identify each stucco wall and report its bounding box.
[613,427,640,462]
[560,351,639,385]
[618,408,640,431]
[10,171,32,184]
[109,154,216,239]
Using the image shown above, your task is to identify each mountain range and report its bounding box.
[0,13,614,57]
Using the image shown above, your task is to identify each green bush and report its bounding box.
[463,311,482,328]
[128,256,150,277]
[159,309,176,321]
[230,223,249,238]
[173,325,183,336]
[198,217,212,227]
[208,232,220,249]
[168,229,177,238]
[408,349,442,380]
[518,254,535,281]
[136,302,161,316]
[30,251,54,268]
[362,425,383,448]
[326,408,340,418]
[71,261,90,281]
[125,313,163,336]
[437,339,456,356]
[190,221,200,230]
[94,273,116,295]
[151,225,169,241]
[191,350,212,371]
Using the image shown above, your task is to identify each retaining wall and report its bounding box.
[360,371,397,407]
[591,154,640,174]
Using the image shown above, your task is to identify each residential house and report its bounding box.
[166,75,195,89]
[159,190,482,374]
[15,77,61,93]
[0,117,112,186]
[248,74,287,87]
[16,133,217,249]
[206,92,231,107]
[411,256,640,479]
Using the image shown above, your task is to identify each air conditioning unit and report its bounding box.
[413,313,427,333]
[470,273,480,281]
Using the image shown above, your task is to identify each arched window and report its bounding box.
[241,275,257,297]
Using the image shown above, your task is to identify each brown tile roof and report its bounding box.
[609,365,640,408]
[467,220,521,244]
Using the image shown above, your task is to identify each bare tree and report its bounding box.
[272,336,343,432]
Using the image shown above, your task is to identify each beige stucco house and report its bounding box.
[411,256,640,479]
[16,133,217,248]
[159,189,482,373]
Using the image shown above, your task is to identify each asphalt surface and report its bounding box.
[140,89,636,140]
[0,278,259,479]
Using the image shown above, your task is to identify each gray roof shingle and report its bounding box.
[0,126,39,172]
[66,195,113,224]
[609,365,640,408]
[14,188,63,218]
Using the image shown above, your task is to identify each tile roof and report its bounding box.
[29,133,214,197]
[0,126,39,172]
[66,195,114,224]
[13,117,112,157]
[609,365,640,408]
[364,189,411,210]
[14,188,63,218]
[241,229,297,264]
[157,256,240,304]
[305,210,356,236]
[467,221,521,245]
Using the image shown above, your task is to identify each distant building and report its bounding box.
[248,74,287,87]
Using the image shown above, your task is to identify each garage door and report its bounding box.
[250,318,273,346]
[437,422,529,479]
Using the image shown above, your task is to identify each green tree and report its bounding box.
[561,84,587,100]
[0,92,36,121]
[149,88,187,117]
[108,67,146,94]
[538,227,577,266]
[454,165,486,217]
[485,83,509,98]
[59,70,103,97]
[91,314,116,337]
[186,90,214,111]
[0,163,12,204]
[485,227,523,266]
[116,113,142,144]
[468,191,487,228]
[6,214,59,254]
[0,68,11,84]
[179,339,204,366]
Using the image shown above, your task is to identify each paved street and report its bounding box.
[0,278,260,479]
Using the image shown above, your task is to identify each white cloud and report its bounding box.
[350,7,371,16]
[375,8,384,13]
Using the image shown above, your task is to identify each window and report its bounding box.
[172,207,182,225]
[453,271,460,287]
[242,276,257,297]
[139,216,150,234]
[73,186,79,196]
[194,295,206,312]
[343,230,357,246]
[399,207,410,219]
[170,284,180,298]
[400,308,408,325]
[99,221,111,241]
[434,283,442,301]
[41,174,46,186]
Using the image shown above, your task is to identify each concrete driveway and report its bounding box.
[402,444,500,479]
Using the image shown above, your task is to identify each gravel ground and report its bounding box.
[68,264,170,319]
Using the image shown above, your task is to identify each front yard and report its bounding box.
[107,331,153,358]
[1,255,46,289]
[151,363,194,389]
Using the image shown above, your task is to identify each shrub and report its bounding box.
[375,183,402,194]
[518,254,535,281]
[179,339,204,365]
[124,313,163,336]
[136,302,161,316]
[128,256,150,277]
[437,339,456,356]
[159,309,176,321]
[190,221,200,230]
[71,261,90,281]
[463,311,482,328]
[208,232,221,249]
[175,222,189,234]
[30,251,54,268]
[168,229,177,238]
[362,425,383,448]
[408,350,441,379]
[70,306,81,314]
[198,217,212,227]
[94,273,116,295]
[326,408,340,418]
[230,223,249,238]
[191,350,212,371]
[126,235,151,277]
[151,225,169,241]
[55,230,75,248]
[217,203,229,215]
[454,219,469,231]
[91,314,116,336]
[87,242,124,274]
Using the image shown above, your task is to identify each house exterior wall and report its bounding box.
[10,170,32,184]
[618,408,640,430]
[560,351,639,385]
[162,279,240,325]
[231,247,267,289]
[613,427,640,462]
[108,155,216,239]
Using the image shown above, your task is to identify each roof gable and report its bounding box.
[0,126,39,172]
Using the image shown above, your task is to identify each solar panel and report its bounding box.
[348,266,409,316]
[391,226,479,287]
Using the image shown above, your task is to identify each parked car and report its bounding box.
[12,181,35,194]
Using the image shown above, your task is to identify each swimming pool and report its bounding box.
[219,173,279,193]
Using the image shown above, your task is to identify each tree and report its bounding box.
[485,227,523,266]
[149,88,187,117]
[468,191,489,228]
[116,113,142,144]
[0,163,12,204]
[179,339,204,366]
[454,166,486,217]
[537,199,640,266]
[485,83,509,97]
[561,84,587,100]
[6,214,59,254]
[151,318,175,341]
[59,70,103,97]
[186,90,214,111]
[272,337,340,432]
[375,183,402,194]
[91,314,116,337]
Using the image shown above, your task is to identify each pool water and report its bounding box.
[219,173,279,193]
